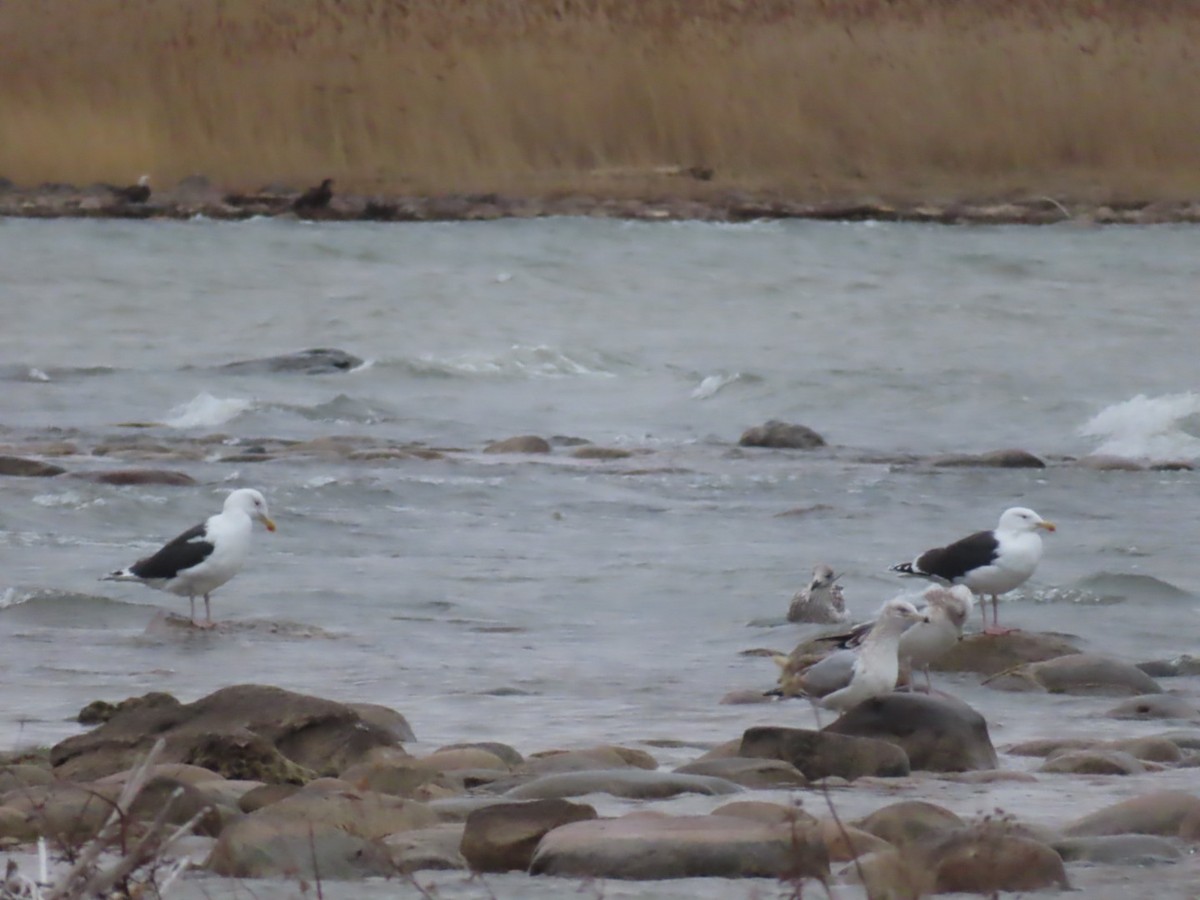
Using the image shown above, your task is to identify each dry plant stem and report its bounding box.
[808,698,868,895]
[39,737,203,900]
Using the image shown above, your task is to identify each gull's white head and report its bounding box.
[878,597,928,627]
[997,507,1056,534]
[137,174,151,186]
[225,488,277,532]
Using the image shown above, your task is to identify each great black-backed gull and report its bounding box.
[293,178,333,212]
[103,488,276,627]
[113,175,151,204]
[820,598,927,711]
[787,563,847,624]
[890,506,1055,634]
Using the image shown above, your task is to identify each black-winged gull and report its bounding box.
[103,488,276,627]
[890,506,1055,634]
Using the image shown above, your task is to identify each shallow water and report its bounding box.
[3,217,1200,896]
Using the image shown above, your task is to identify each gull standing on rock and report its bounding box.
[103,488,276,627]
[900,584,974,690]
[819,598,928,711]
[890,507,1055,635]
[787,563,848,624]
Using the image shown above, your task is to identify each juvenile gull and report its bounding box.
[819,597,927,711]
[103,488,276,627]
[900,585,974,689]
[890,506,1055,634]
[787,563,847,624]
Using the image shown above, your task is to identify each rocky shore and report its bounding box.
[3,651,1200,896]
[0,410,1192,489]
[4,178,1200,226]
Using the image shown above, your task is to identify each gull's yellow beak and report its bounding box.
[260,515,277,532]
[1038,520,1057,532]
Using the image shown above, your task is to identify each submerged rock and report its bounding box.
[218,348,363,375]
[0,455,65,477]
[930,448,1046,468]
[1040,749,1146,775]
[673,756,808,788]
[824,693,998,772]
[1107,695,1200,721]
[738,419,826,449]
[1053,834,1185,864]
[503,768,742,801]
[71,468,197,486]
[529,813,830,881]
[518,745,657,775]
[483,435,553,454]
[987,653,1163,696]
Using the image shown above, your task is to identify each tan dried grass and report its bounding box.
[2,0,1198,199]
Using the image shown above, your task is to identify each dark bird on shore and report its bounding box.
[102,488,277,628]
[293,178,334,212]
[112,175,151,204]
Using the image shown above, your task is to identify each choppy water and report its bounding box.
[3,217,1200,897]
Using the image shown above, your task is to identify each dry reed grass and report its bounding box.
[2,0,1199,200]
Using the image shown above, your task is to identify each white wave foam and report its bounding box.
[1079,392,1200,461]
[691,372,746,400]
[412,345,617,379]
[164,392,254,429]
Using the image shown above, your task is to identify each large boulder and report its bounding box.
[529,813,829,881]
[932,631,1080,676]
[460,799,598,872]
[207,787,438,878]
[738,726,910,780]
[823,693,998,772]
[855,801,965,848]
[738,420,826,450]
[1062,791,1200,840]
[927,824,1070,893]
[51,685,409,782]
[988,654,1163,696]
[0,782,121,843]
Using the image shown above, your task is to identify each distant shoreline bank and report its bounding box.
[4,183,1199,226]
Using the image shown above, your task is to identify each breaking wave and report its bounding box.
[1079,392,1200,461]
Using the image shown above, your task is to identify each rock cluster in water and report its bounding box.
[2,678,1199,892]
